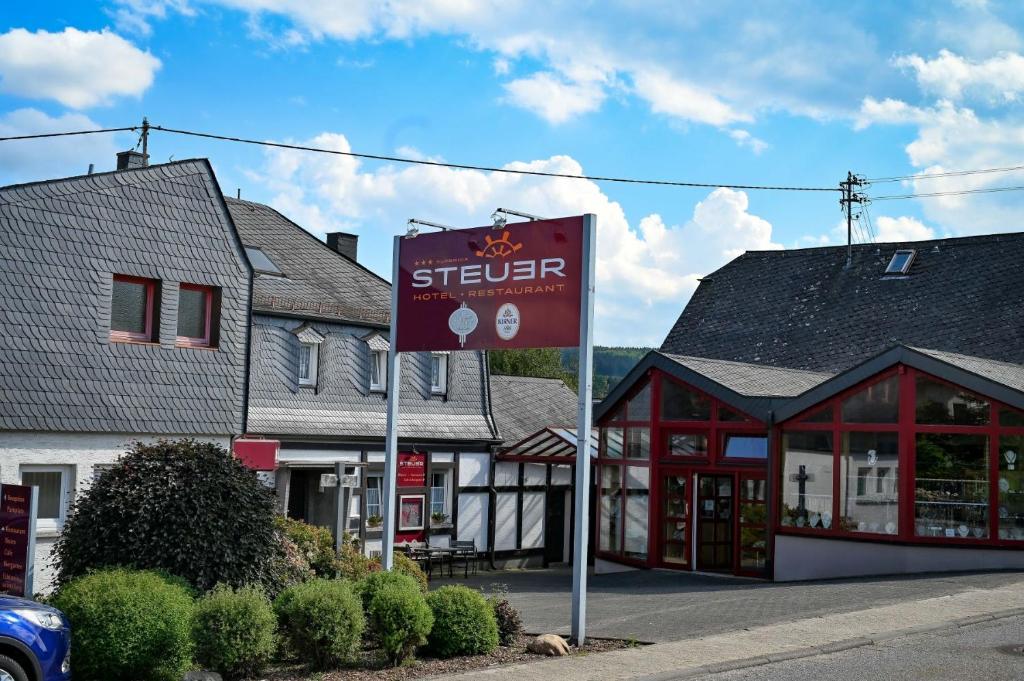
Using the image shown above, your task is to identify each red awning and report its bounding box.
[233,438,279,471]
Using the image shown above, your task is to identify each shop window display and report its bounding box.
[780,431,834,529]
[914,433,988,539]
[999,435,1024,541]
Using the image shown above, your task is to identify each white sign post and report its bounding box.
[381,234,404,570]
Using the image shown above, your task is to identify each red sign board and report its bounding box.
[397,452,426,488]
[233,439,279,471]
[0,484,32,597]
[395,216,585,352]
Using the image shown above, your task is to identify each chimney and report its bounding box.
[326,232,359,261]
[116,150,149,170]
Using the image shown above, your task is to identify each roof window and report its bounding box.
[885,249,916,275]
[244,246,282,275]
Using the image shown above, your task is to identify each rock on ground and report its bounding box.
[527,633,570,656]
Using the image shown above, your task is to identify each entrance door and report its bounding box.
[697,475,733,571]
[661,473,690,567]
[544,489,566,564]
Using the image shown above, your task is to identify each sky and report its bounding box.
[2,1,1024,346]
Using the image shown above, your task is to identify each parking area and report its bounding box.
[436,567,1024,643]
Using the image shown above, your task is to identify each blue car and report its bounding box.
[0,595,71,681]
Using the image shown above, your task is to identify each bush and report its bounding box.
[357,570,421,611]
[488,597,523,646]
[265,532,315,596]
[367,581,433,666]
[193,585,276,679]
[51,568,193,681]
[426,586,499,658]
[274,579,364,669]
[276,516,340,577]
[337,540,378,582]
[55,439,281,593]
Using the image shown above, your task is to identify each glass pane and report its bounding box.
[667,433,708,457]
[718,406,746,422]
[177,287,208,339]
[801,406,833,423]
[111,279,148,334]
[739,525,767,571]
[602,427,624,458]
[740,478,767,502]
[21,471,62,519]
[998,436,1024,540]
[840,432,899,535]
[740,502,766,525]
[841,375,899,423]
[366,478,382,518]
[780,431,834,529]
[625,428,650,460]
[607,402,627,423]
[1000,408,1024,427]
[298,344,311,379]
[723,435,768,459]
[371,353,381,386]
[661,379,711,421]
[624,467,650,560]
[599,466,622,553]
[914,433,988,539]
[627,382,651,421]
[431,356,440,387]
[916,376,989,425]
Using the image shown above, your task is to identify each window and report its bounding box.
[840,432,899,535]
[370,350,387,391]
[915,433,988,539]
[399,495,425,531]
[667,433,708,457]
[366,475,383,521]
[298,342,319,386]
[723,434,768,459]
[999,436,1024,540]
[842,375,899,423]
[885,249,916,274]
[243,246,282,275]
[915,376,989,426]
[800,406,834,424]
[1000,408,1024,427]
[430,470,451,520]
[661,380,711,420]
[780,432,834,529]
[626,383,652,421]
[718,406,747,422]
[176,284,217,348]
[20,466,71,533]
[110,275,158,342]
[625,428,650,460]
[601,427,624,458]
[430,353,448,394]
[599,467,622,553]
[624,467,650,561]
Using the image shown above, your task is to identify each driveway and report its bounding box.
[433,567,1024,643]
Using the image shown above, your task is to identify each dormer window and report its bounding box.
[371,350,387,391]
[431,352,448,395]
[293,324,325,387]
[885,249,916,275]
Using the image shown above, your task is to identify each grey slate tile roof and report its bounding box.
[489,375,579,444]
[911,347,1024,395]
[661,233,1024,373]
[661,353,833,397]
[0,160,251,434]
[225,198,391,326]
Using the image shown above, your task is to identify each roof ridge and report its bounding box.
[742,231,1024,256]
[0,158,209,193]
[910,346,1024,369]
[659,351,834,376]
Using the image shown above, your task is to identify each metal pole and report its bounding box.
[570,214,597,645]
[381,235,403,570]
[334,462,347,554]
[25,485,39,598]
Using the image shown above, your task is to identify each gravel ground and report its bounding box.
[261,634,632,680]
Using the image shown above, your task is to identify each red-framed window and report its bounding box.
[110,274,158,343]
[778,365,1024,547]
[176,284,218,348]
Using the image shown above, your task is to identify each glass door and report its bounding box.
[661,473,690,566]
[738,476,768,575]
[697,474,733,571]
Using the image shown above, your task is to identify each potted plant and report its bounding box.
[431,512,449,525]
[367,514,383,529]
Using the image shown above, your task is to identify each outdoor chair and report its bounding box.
[450,540,478,578]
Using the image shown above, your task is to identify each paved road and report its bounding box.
[435,567,1024,642]
[695,615,1024,681]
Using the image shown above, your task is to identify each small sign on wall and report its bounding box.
[0,483,38,597]
[398,452,426,488]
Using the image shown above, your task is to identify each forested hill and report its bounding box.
[487,346,652,398]
[561,347,651,398]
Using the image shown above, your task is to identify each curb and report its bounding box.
[635,606,1024,681]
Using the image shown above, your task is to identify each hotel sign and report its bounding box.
[0,484,37,597]
[395,216,585,352]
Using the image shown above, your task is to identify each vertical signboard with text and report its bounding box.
[0,484,37,597]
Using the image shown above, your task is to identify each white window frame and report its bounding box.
[298,342,319,387]
[399,494,425,531]
[366,475,383,520]
[430,469,452,519]
[885,249,916,275]
[430,353,448,395]
[370,350,387,392]
[20,465,72,534]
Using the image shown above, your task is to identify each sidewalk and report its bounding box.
[434,577,1024,680]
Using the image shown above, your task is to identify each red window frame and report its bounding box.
[109,274,157,343]
[175,284,214,348]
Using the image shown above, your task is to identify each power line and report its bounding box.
[0,126,140,142]
[870,184,1024,201]
[867,163,1024,183]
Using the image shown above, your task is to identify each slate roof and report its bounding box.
[489,375,579,444]
[661,353,833,397]
[0,160,251,434]
[911,347,1024,394]
[661,233,1024,373]
[225,198,391,326]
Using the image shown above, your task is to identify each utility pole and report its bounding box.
[141,117,150,165]
[839,171,867,268]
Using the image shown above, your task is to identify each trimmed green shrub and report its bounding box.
[55,439,281,593]
[51,568,194,681]
[274,579,364,669]
[265,532,315,596]
[356,570,420,611]
[426,586,499,658]
[390,551,429,592]
[192,585,276,679]
[275,516,339,577]
[367,581,433,666]
[488,597,523,646]
[337,540,378,582]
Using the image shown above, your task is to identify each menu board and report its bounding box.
[0,484,35,597]
[398,452,426,488]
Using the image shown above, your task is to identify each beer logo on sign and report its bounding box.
[495,302,521,341]
[475,231,523,258]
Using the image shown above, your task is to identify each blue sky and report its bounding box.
[3,1,1024,345]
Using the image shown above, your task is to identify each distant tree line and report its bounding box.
[487,346,652,398]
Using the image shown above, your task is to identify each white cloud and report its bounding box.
[873,216,936,242]
[502,72,607,124]
[492,57,510,76]
[0,108,123,183]
[632,68,751,127]
[0,28,160,108]
[729,129,769,154]
[246,131,778,345]
[895,49,1024,104]
[109,0,196,35]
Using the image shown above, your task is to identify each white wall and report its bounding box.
[495,493,518,550]
[458,452,490,487]
[0,431,231,594]
[457,492,488,549]
[521,492,545,549]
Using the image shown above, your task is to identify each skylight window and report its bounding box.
[244,246,282,275]
[885,249,916,275]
